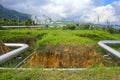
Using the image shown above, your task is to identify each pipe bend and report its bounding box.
[0,43,29,64]
[98,40,120,60]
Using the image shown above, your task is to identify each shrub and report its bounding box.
[0,25,4,30]
[106,26,120,34]
[62,24,76,30]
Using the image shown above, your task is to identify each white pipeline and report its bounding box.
[98,40,120,60]
[0,43,29,64]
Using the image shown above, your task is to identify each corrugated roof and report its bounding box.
[49,20,74,27]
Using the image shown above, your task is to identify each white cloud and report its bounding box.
[0,0,120,24]
[41,4,66,17]
[82,5,118,23]
[25,0,97,22]
[39,0,96,19]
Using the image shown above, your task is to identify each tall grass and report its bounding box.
[0,29,120,67]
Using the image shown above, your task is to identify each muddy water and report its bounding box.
[29,44,117,68]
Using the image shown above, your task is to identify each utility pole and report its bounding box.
[106,20,110,27]
[97,16,99,24]
[17,17,19,26]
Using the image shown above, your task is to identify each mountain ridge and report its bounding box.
[0,4,31,21]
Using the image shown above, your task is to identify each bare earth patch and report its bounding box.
[0,40,11,55]
[29,44,116,68]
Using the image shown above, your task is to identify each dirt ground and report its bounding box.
[29,44,115,68]
[0,40,10,55]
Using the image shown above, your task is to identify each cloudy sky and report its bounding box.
[0,0,120,24]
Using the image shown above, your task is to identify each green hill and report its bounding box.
[0,4,31,21]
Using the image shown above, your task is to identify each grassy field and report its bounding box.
[0,67,120,80]
[1,29,120,66]
[0,28,120,79]
[0,29,120,55]
[1,29,120,49]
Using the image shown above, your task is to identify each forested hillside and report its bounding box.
[0,4,31,21]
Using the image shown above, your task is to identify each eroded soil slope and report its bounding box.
[0,41,10,55]
[29,44,116,68]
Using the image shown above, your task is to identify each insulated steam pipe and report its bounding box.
[0,43,29,64]
[98,40,120,60]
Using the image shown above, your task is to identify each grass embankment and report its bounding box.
[0,29,46,67]
[1,29,119,45]
[0,29,120,68]
[0,29,120,79]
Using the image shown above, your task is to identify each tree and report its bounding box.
[24,19,33,26]
[62,24,76,30]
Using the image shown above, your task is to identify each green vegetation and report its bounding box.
[1,29,120,49]
[0,26,120,79]
[0,67,120,80]
[0,28,120,53]
[0,18,34,26]
[0,4,35,27]
[0,3,120,79]
[0,28,120,67]
[0,4,30,21]
[62,24,77,30]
